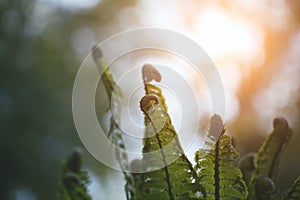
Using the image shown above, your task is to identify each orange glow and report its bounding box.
[192,6,264,67]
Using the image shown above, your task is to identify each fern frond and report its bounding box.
[253,118,292,178]
[57,148,92,200]
[281,176,300,200]
[195,115,248,200]
[238,153,255,186]
[133,64,205,200]
[91,46,134,199]
[248,117,292,199]
[254,175,276,200]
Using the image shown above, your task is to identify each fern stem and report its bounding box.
[268,119,291,177]
[214,127,226,200]
[142,104,175,200]
[92,46,134,200]
[214,137,220,200]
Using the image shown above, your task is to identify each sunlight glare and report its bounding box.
[194,6,264,66]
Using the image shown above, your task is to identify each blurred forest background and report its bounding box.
[1,0,300,199]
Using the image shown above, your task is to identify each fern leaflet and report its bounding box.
[281,176,300,200]
[194,115,248,200]
[91,46,134,200]
[57,149,92,200]
[248,117,292,199]
[132,64,205,200]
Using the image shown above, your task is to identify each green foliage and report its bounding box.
[128,65,299,200]
[61,61,300,200]
[195,115,248,200]
[132,64,204,200]
[281,176,300,200]
[238,153,255,186]
[57,149,92,200]
[254,176,276,200]
[253,118,292,179]
[91,46,134,199]
[248,118,293,199]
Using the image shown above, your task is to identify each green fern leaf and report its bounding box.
[253,175,276,200]
[92,46,134,199]
[132,64,205,200]
[238,153,255,186]
[57,148,92,200]
[248,117,292,199]
[253,117,292,178]
[195,115,248,200]
[281,176,300,200]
